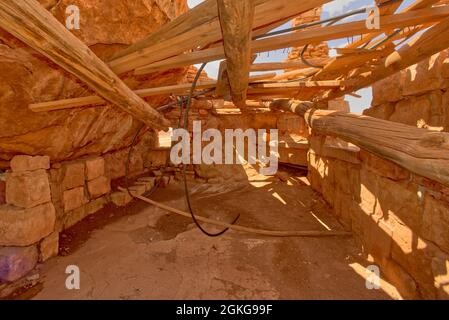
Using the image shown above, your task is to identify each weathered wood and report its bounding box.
[272,67,318,81]
[271,99,449,187]
[217,0,255,107]
[0,0,170,130]
[134,6,449,75]
[215,61,232,99]
[29,73,276,112]
[250,59,329,72]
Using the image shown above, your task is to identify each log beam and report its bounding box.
[0,0,169,130]
[271,99,449,187]
[217,0,256,107]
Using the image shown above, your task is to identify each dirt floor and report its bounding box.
[30,167,400,300]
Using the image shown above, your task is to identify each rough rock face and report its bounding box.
[366,50,449,131]
[0,0,188,166]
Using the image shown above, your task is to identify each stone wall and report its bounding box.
[308,134,449,299]
[0,138,156,291]
[0,156,56,286]
[366,50,449,131]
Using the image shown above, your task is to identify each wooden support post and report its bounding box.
[0,0,170,130]
[271,99,449,187]
[217,0,256,108]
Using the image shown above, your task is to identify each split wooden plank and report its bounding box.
[270,99,449,187]
[134,6,449,75]
[109,0,331,74]
[0,0,170,130]
[217,0,256,107]
[29,73,276,112]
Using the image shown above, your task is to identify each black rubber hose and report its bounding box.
[181,62,240,237]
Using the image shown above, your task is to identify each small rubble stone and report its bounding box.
[129,184,146,196]
[208,177,224,184]
[276,171,290,182]
[111,191,133,207]
[62,162,85,190]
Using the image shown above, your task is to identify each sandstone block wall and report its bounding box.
[0,0,188,167]
[0,156,56,284]
[308,135,449,299]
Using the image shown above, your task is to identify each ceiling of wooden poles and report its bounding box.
[4,0,449,118]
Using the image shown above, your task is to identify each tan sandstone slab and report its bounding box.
[0,202,55,247]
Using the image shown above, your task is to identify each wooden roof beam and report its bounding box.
[109,0,331,74]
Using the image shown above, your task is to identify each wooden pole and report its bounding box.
[118,187,351,238]
[0,0,170,130]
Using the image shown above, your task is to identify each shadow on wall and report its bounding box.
[308,135,449,299]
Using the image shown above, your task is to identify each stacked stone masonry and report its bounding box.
[366,50,449,131]
[308,135,449,299]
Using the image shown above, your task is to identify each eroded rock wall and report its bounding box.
[0,0,188,166]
